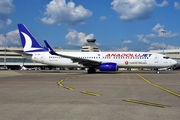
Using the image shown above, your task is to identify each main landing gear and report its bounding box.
[87,67,96,74]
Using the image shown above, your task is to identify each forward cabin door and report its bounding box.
[154,54,159,63]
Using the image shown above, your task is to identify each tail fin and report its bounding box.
[17,24,47,52]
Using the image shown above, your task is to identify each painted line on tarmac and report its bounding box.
[123,99,170,108]
[81,91,101,96]
[57,77,102,96]
[65,78,69,80]
[57,79,65,87]
[64,86,74,90]
[137,74,180,98]
[57,82,64,86]
[57,78,67,87]
[59,79,64,82]
[57,77,75,91]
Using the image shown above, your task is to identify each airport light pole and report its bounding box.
[3,34,7,67]
[161,30,166,54]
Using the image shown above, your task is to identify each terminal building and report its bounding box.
[0,39,100,69]
[0,47,48,69]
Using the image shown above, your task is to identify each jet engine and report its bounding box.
[99,62,117,71]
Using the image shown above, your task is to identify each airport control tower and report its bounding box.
[81,39,100,52]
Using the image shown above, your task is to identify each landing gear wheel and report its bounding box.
[87,68,96,74]
[156,71,160,74]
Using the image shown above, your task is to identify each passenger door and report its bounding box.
[154,54,158,63]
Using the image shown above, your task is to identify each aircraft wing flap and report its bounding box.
[54,53,100,66]
[72,58,100,66]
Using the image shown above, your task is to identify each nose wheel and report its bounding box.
[154,68,160,74]
[156,71,160,74]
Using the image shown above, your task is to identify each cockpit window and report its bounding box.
[163,56,170,59]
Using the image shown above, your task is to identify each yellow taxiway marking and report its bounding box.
[57,77,102,96]
[81,91,101,96]
[65,78,69,80]
[64,86,74,90]
[137,74,180,97]
[57,82,64,86]
[123,99,170,108]
[59,80,64,82]
[57,79,74,90]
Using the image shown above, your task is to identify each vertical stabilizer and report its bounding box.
[17,24,47,52]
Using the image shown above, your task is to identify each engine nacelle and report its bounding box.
[99,62,117,71]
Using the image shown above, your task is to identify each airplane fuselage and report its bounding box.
[28,51,174,69]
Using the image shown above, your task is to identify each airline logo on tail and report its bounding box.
[18,24,47,53]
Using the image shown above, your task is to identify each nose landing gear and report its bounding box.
[156,71,160,74]
[154,68,160,74]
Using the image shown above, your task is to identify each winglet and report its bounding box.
[44,40,58,55]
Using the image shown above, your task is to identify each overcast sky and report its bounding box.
[0,0,180,51]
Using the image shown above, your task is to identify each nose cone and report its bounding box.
[171,59,177,65]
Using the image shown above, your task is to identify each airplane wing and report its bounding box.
[44,40,101,67]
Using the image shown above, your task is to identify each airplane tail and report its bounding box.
[17,24,48,53]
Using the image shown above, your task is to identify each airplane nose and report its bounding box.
[172,59,177,65]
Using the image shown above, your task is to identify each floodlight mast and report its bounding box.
[161,30,166,54]
[3,34,7,67]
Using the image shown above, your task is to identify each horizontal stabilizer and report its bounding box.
[44,40,58,55]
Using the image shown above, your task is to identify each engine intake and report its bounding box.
[99,62,117,71]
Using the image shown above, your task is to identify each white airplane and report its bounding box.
[17,24,177,74]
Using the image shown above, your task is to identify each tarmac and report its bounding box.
[0,70,180,120]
